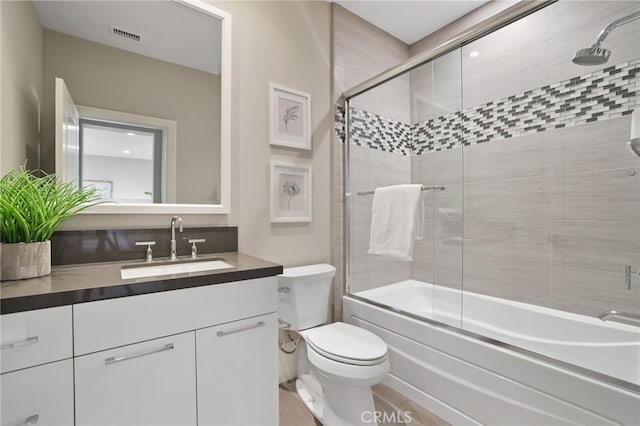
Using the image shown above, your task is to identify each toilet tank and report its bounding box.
[278,264,336,330]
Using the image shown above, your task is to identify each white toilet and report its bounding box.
[278,264,390,426]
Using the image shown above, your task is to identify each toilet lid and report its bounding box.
[304,323,387,366]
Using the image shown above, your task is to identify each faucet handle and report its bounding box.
[135,241,156,262]
[187,238,206,258]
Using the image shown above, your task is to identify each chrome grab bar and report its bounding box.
[105,343,174,365]
[217,321,265,337]
[598,310,640,326]
[1,336,38,350]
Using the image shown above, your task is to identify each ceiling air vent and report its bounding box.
[110,26,141,42]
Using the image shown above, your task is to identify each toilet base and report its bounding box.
[296,373,378,426]
[296,374,325,420]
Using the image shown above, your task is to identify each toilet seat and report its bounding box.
[304,322,387,366]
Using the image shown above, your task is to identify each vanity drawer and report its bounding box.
[0,306,73,373]
[73,276,277,355]
[1,359,74,426]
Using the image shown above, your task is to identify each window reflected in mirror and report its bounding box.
[80,120,164,204]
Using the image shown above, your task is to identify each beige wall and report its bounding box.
[0,0,42,175]
[41,29,221,205]
[211,1,332,267]
[209,0,332,385]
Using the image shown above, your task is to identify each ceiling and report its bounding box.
[84,125,154,161]
[33,1,222,74]
[334,0,490,45]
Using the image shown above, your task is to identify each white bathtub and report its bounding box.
[357,280,640,385]
[346,280,640,425]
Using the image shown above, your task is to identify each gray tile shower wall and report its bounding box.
[332,3,411,319]
[348,145,411,293]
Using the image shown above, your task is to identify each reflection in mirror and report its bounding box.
[23,0,230,212]
[80,119,163,204]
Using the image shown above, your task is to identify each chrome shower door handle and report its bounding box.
[625,265,640,290]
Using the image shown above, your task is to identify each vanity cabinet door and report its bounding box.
[1,306,72,374]
[196,312,278,426]
[1,359,74,426]
[74,332,196,426]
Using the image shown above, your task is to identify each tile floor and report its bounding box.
[279,382,449,426]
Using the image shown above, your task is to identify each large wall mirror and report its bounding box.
[32,0,230,214]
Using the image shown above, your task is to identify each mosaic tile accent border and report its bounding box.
[349,108,413,155]
[414,59,639,153]
[335,105,345,145]
[336,59,639,156]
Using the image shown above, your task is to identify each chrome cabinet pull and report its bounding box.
[278,286,291,293]
[1,336,38,350]
[105,343,174,365]
[17,414,39,426]
[216,321,265,337]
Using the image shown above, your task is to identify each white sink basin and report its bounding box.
[121,258,234,280]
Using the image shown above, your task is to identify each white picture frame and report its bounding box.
[269,83,311,150]
[84,179,113,200]
[270,161,312,223]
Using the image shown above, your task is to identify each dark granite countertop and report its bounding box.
[0,252,283,314]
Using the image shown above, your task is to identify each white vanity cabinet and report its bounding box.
[71,276,279,426]
[196,312,279,426]
[0,306,74,426]
[75,333,196,426]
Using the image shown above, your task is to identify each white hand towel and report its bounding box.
[368,184,424,261]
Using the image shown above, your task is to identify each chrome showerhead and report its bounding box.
[572,44,611,66]
[571,11,640,66]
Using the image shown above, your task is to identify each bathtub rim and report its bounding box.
[344,293,640,395]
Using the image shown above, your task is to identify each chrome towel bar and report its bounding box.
[356,185,445,196]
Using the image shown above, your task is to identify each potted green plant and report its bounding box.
[0,166,102,281]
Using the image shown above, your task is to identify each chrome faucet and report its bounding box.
[170,216,183,260]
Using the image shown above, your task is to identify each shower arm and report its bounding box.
[593,11,640,46]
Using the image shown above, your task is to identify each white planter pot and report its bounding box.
[1,240,51,281]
